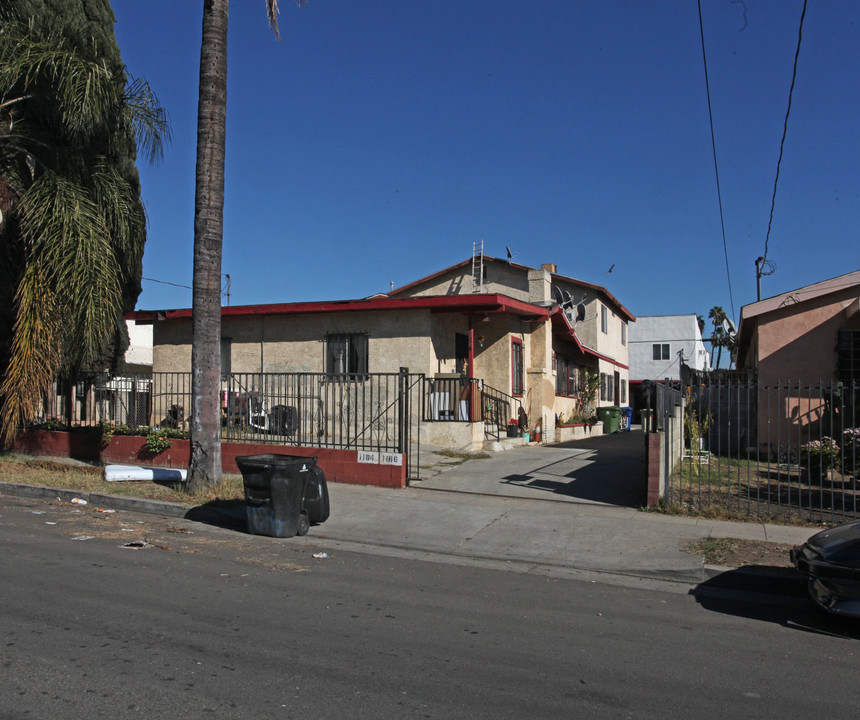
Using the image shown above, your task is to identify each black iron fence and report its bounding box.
[33,370,527,474]
[663,379,859,523]
[33,370,424,480]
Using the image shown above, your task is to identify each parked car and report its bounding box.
[791,521,860,617]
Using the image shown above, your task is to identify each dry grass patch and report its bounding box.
[0,453,245,505]
[685,537,795,568]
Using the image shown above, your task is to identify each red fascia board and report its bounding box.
[549,271,635,322]
[128,294,548,322]
[551,308,586,354]
[550,307,629,369]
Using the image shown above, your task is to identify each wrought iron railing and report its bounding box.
[662,379,859,523]
[30,370,424,478]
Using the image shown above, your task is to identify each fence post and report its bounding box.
[398,367,409,454]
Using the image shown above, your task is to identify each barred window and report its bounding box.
[512,340,524,396]
[326,333,368,375]
[555,356,581,396]
[837,329,860,382]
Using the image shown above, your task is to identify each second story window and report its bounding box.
[601,305,608,334]
[652,343,670,361]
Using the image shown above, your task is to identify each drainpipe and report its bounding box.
[468,316,476,422]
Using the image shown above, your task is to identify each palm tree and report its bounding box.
[188,0,304,491]
[0,12,169,444]
[707,306,727,369]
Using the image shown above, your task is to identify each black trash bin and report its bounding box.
[237,453,319,538]
[304,465,331,525]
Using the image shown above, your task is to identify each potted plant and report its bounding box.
[800,437,840,482]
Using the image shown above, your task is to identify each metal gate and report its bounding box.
[220,369,424,482]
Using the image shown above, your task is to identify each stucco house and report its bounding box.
[734,270,860,448]
[627,313,711,418]
[131,255,634,448]
[735,270,860,386]
[628,314,711,383]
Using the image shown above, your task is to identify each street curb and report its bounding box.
[0,482,190,518]
[0,481,798,590]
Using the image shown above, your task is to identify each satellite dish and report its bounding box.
[553,286,565,306]
[576,303,586,322]
[562,290,574,308]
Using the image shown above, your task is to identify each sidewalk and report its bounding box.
[0,440,818,587]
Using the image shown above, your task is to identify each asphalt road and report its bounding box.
[2,496,859,719]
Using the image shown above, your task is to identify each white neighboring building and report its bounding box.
[121,319,153,372]
[628,314,711,383]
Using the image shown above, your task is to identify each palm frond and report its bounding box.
[123,76,171,164]
[0,262,61,444]
[18,173,122,369]
[0,23,116,143]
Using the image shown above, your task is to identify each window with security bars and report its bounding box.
[837,329,860,382]
[600,372,614,402]
[326,332,369,375]
[555,356,581,396]
[512,339,524,396]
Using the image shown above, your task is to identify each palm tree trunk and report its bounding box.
[188,0,228,491]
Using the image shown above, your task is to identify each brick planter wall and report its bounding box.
[12,430,406,488]
[645,431,661,507]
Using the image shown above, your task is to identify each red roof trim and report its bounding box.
[550,307,629,369]
[128,293,549,322]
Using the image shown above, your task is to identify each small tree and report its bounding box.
[576,370,600,417]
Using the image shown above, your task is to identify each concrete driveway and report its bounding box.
[417,428,647,508]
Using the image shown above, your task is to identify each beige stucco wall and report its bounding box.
[153,310,451,376]
[152,318,193,373]
[399,260,532,300]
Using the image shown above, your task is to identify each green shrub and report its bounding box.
[145,428,174,454]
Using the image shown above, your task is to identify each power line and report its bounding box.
[142,276,191,289]
[762,0,808,266]
[697,0,736,322]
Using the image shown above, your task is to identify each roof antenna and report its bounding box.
[222,274,231,306]
[506,246,519,264]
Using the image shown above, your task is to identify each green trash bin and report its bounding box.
[597,406,621,434]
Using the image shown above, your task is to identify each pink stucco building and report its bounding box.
[735,270,860,445]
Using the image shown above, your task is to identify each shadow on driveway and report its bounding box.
[421,429,647,507]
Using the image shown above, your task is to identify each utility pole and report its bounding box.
[755,257,763,301]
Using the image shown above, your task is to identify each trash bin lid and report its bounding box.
[236,453,317,472]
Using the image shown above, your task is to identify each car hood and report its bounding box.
[806,520,860,567]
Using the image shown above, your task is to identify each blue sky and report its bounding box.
[112,0,859,324]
